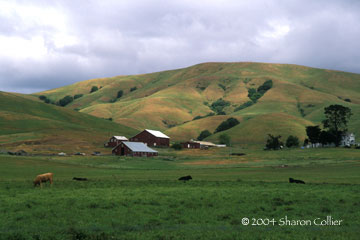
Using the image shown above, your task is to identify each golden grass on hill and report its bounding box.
[30,62,360,146]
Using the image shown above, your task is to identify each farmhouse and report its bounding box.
[112,141,158,157]
[105,136,128,148]
[181,141,200,149]
[341,133,355,146]
[130,129,170,147]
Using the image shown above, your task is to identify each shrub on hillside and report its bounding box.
[247,80,273,103]
[286,135,300,148]
[117,90,123,98]
[218,83,226,91]
[38,95,47,101]
[38,95,54,104]
[58,95,74,107]
[257,80,273,94]
[197,130,212,141]
[234,101,254,112]
[74,94,83,99]
[214,117,240,133]
[193,112,215,120]
[130,87,137,92]
[210,98,230,114]
[90,86,98,93]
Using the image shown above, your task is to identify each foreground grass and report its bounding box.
[0,148,359,239]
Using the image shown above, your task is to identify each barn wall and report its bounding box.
[130,131,169,147]
[181,142,200,149]
[112,143,158,157]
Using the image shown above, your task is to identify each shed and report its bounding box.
[181,141,200,149]
[130,129,170,147]
[105,136,128,148]
[192,140,217,148]
[112,141,158,157]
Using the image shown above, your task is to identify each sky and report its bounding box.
[1,0,360,93]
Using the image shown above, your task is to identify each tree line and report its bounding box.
[265,104,353,150]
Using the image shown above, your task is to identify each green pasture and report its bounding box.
[0,148,359,239]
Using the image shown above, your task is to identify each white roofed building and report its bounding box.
[105,136,129,148]
[130,129,170,147]
[112,141,158,157]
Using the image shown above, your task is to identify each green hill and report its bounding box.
[34,62,360,145]
[0,91,137,153]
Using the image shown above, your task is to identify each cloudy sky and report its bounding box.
[1,0,360,93]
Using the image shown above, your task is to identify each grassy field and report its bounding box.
[0,147,359,239]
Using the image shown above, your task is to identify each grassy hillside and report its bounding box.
[0,91,137,153]
[36,62,360,145]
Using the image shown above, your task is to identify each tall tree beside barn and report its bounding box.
[306,126,321,146]
[322,104,352,147]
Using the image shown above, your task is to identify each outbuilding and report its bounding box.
[181,141,200,149]
[105,136,128,147]
[130,129,170,147]
[112,141,158,157]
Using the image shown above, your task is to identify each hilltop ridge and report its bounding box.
[30,62,360,145]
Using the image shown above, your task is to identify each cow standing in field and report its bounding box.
[289,178,305,184]
[178,175,192,182]
[73,177,88,181]
[33,173,54,187]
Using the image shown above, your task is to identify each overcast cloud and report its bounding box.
[0,0,360,93]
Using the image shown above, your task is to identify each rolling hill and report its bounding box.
[0,91,137,153]
[32,62,360,146]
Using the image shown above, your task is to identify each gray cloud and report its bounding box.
[0,0,360,93]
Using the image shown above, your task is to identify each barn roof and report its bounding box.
[113,136,128,141]
[123,142,158,153]
[192,140,216,146]
[145,129,170,139]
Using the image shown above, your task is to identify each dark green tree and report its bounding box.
[58,95,74,107]
[90,86,98,93]
[286,135,300,148]
[117,90,123,98]
[319,130,335,146]
[197,130,212,141]
[214,117,240,133]
[306,126,321,145]
[322,104,352,146]
[74,94,83,99]
[38,95,47,100]
[265,134,283,150]
[257,79,273,94]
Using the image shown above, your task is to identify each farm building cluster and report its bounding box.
[105,129,225,157]
[106,129,169,157]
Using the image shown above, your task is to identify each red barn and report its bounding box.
[105,136,128,148]
[130,129,170,147]
[112,141,158,157]
[181,141,200,149]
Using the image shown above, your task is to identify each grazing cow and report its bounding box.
[73,177,88,181]
[33,173,53,187]
[289,178,305,184]
[178,175,192,182]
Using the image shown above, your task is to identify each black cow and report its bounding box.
[289,178,305,184]
[73,177,88,181]
[178,175,192,182]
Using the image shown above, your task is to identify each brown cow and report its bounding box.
[33,173,54,187]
